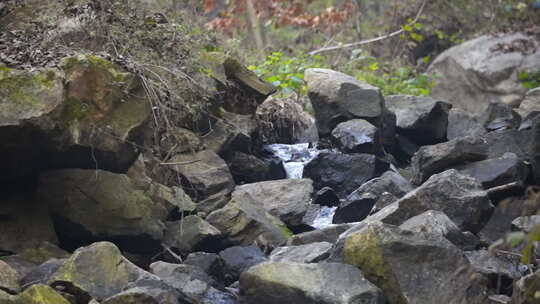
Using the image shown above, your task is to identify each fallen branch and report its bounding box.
[160,159,201,166]
[308,0,427,56]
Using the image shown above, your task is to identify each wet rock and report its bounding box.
[347,171,414,214]
[512,215,540,233]
[49,242,148,302]
[465,250,521,294]
[344,221,488,304]
[0,196,58,253]
[305,68,388,136]
[0,260,19,294]
[287,223,357,246]
[225,152,270,184]
[446,108,485,140]
[333,192,376,224]
[516,87,540,119]
[376,170,494,233]
[428,32,540,114]
[385,95,452,145]
[231,179,313,228]
[167,150,235,214]
[269,242,332,263]
[163,216,222,254]
[240,261,385,304]
[330,119,381,154]
[263,143,320,179]
[220,246,267,283]
[457,153,529,189]
[313,187,340,206]
[20,258,65,290]
[206,195,291,248]
[38,169,167,253]
[400,210,480,250]
[150,261,234,304]
[512,270,540,304]
[256,96,317,144]
[411,136,488,185]
[303,151,389,198]
[480,102,521,131]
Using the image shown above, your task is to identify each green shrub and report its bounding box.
[519,69,540,89]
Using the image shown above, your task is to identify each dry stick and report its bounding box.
[160,159,201,166]
[308,0,428,56]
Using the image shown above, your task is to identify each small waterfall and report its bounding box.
[264,143,337,228]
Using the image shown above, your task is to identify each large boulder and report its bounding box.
[0,55,152,181]
[343,222,488,304]
[428,32,540,114]
[49,242,149,302]
[304,68,390,136]
[385,95,452,145]
[231,179,313,228]
[240,261,385,304]
[166,149,235,214]
[375,170,494,233]
[256,96,317,144]
[163,216,222,254]
[411,136,488,185]
[206,193,292,248]
[303,151,389,197]
[330,119,381,154]
[38,169,169,253]
[457,153,529,189]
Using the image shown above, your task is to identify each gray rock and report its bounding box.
[49,242,149,302]
[231,179,313,228]
[270,242,333,263]
[225,152,270,184]
[385,95,452,145]
[333,192,377,224]
[347,171,414,214]
[202,110,257,154]
[167,150,235,213]
[512,269,540,304]
[512,215,540,233]
[478,196,531,244]
[457,153,529,189]
[305,68,388,136]
[375,170,494,233]
[428,32,540,114]
[303,151,389,198]
[150,261,235,304]
[331,119,381,154]
[220,246,267,283]
[480,102,521,131]
[465,250,521,282]
[344,222,488,304]
[313,187,340,206]
[286,223,357,246]
[206,192,292,248]
[0,260,19,294]
[184,252,224,281]
[411,136,488,185]
[163,216,222,254]
[516,87,540,119]
[446,108,485,141]
[38,169,167,253]
[400,210,480,250]
[20,258,65,290]
[240,261,385,304]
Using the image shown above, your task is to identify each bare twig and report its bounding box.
[160,159,201,166]
[309,0,428,56]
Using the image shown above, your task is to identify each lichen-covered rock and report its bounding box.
[0,261,19,294]
[49,242,148,302]
[231,179,313,228]
[428,32,540,114]
[0,55,152,181]
[240,261,385,304]
[385,95,452,145]
[343,222,488,304]
[163,216,222,254]
[16,284,71,304]
[305,68,389,136]
[38,169,167,253]
[206,194,291,248]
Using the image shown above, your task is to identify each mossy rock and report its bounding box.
[16,284,70,304]
[0,66,63,126]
